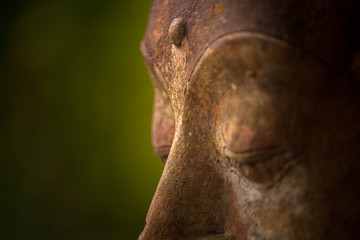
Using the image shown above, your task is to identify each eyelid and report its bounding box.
[153,144,171,166]
[224,145,300,164]
[153,145,171,158]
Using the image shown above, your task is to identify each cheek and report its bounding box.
[235,166,314,239]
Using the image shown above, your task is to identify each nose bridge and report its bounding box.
[139,120,229,239]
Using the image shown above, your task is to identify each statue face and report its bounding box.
[139,1,360,239]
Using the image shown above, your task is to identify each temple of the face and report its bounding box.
[140,0,360,239]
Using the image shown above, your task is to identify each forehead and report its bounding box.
[141,0,348,89]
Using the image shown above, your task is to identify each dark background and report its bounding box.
[0,0,163,239]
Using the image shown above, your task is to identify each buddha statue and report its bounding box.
[139,0,360,239]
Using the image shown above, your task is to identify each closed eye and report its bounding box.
[142,43,175,166]
[225,145,304,184]
[153,145,171,165]
[224,145,291,164]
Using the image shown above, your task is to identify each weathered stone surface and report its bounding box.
[140,0,360,239]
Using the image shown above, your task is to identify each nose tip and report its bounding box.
[139,144,228,240]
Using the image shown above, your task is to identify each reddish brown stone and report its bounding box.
[140,1,360,239]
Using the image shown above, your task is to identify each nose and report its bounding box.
[139,128,231,239]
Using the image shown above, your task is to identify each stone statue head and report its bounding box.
[139,0,360,239]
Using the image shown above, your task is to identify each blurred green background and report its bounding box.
[0,0,163,239]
